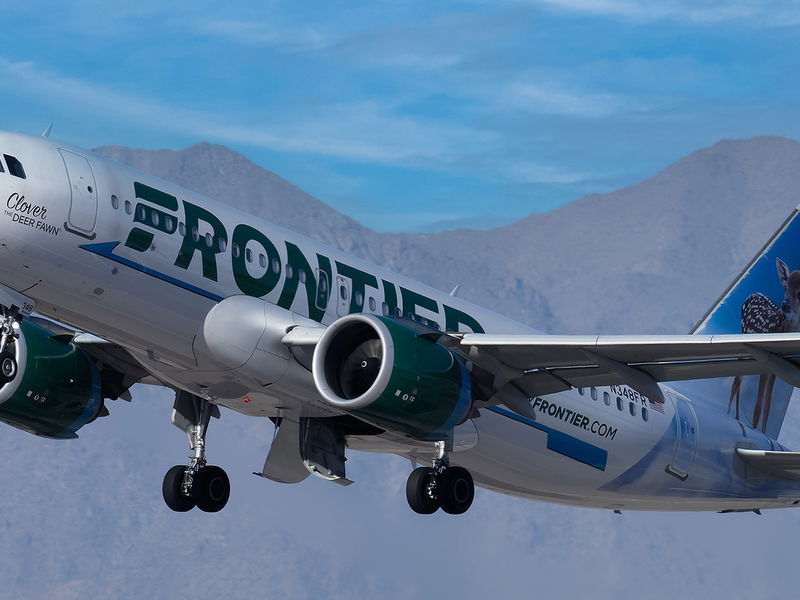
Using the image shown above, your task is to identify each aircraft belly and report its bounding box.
[455,398,676,507]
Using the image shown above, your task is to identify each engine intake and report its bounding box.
[312,315,473,441]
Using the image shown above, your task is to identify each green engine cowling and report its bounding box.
[312,314,473,441]
[0,320,102,439]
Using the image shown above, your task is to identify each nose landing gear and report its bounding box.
[162,391,231,513]
[405,440,475,515]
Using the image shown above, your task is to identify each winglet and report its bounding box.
[41,124,53,138]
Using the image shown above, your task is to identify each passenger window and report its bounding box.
[603,391,610,406]
[339,285,347,300]
[179,222,186,237]
[4,155,25,179]
[368,297,377,312]
[354,291,364,307]
[642,407,649,422]
[315,270,329,311]
[271,258,280,274]
[205,232,213,248]
[258,253,265,268]
[151,212,160,227]
[191,227,199,242]
[616,396,623,411]
[382,302,389,316]
[124,200,132,215]
[231,242,240,258]
[577,387,584,396]
[629,402,636,416]
[218,238,226,252]
[246,248,253,263]
[137,205,146,220]
[590,387,597,401]
[111,195,119,209]
[286,265,294,279]
[299,269,306,284]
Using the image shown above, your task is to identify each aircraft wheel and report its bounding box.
[162,465,195,512]
[406,466,439,514]
[0,352,17,383]
[439,466,474,515]
[192,465,230,513]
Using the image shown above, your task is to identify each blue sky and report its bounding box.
[2,1,800,231]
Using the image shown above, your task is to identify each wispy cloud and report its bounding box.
[190,18,330,51]
[521,0,800,25]
[0,59,495,168]
[503,80,646,118]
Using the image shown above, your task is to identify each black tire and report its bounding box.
[0,352,17,383]
[439,466,474,515]
[162,465,195,512]
[192,465,230,513]
[406,467,439,514]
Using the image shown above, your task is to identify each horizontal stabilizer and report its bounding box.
[736,448,800,480]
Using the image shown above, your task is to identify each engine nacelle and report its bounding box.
[0,320,102,439]
[312,314,473,441]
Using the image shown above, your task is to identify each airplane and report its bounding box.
[1,128,800,517]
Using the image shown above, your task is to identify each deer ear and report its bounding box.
[777,257,790,287]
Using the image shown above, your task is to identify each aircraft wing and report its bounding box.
[455,331,800,402]
[30,315,157,398]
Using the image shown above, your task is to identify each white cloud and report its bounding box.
[521,0,800,25]
[0,59,495,167]
[190,18,330,51]
[503,80,647,118]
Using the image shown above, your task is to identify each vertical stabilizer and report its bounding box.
[686,206,800,439]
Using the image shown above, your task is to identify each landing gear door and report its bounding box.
[666,392,699,480]
[59,149,98,239]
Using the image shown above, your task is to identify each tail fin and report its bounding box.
[684,206,800,439]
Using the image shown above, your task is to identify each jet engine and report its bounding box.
[312,314,473,440]
[0,320,102,439]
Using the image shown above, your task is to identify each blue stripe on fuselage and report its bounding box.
[487,406,608,470]
[80,241,224,302]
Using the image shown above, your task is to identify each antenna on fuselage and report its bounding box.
[449,284,460,297]
[41,124,54,138]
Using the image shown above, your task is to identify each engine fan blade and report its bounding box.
[339,338,383,399]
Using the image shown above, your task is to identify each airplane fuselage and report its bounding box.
[0,131,795,512]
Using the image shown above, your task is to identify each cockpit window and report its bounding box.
[3,155,25,179]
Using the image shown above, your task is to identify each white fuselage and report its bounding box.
[0,131,794,512]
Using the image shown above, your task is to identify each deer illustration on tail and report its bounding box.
[728,258,800,431]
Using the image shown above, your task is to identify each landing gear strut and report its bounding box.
[163,391,231,513]
[406,439,475,515]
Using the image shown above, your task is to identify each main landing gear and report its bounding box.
[163,391,231,513]
[406,440,475,515]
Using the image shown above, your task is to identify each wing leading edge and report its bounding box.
[456,332,800,403]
